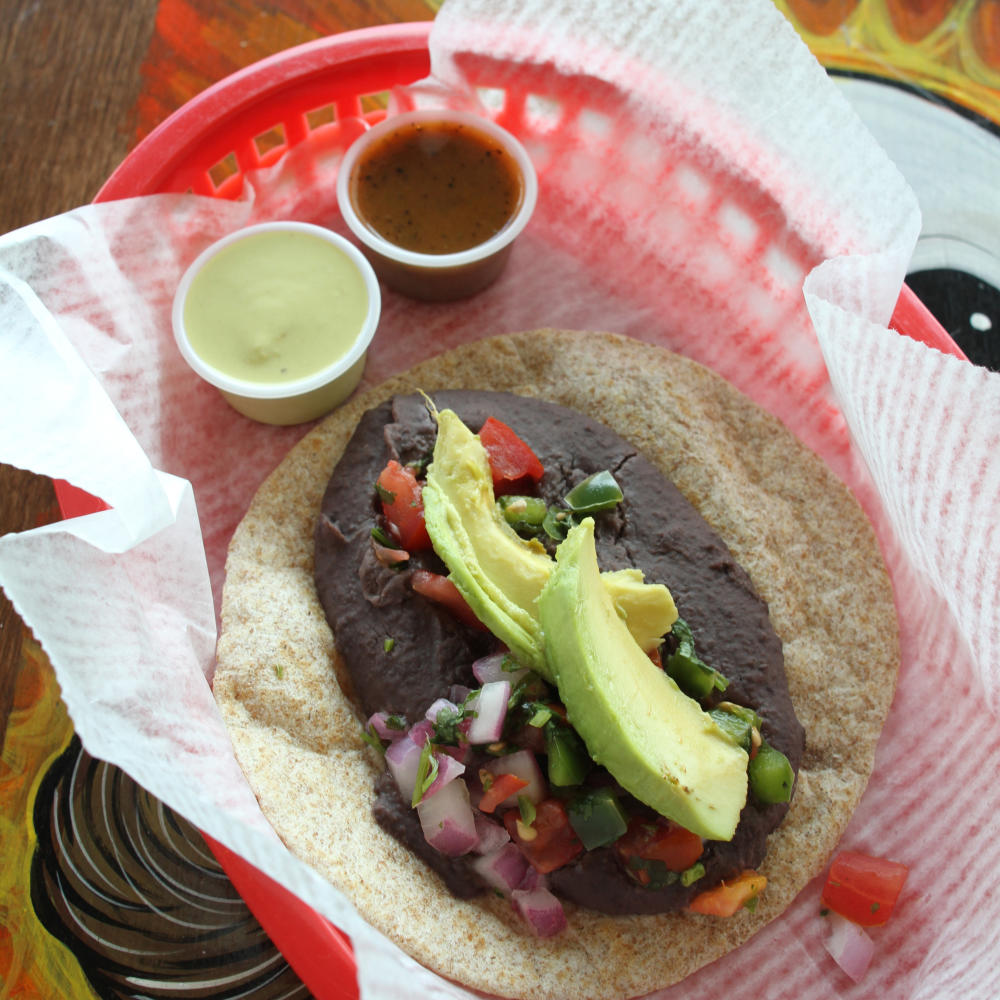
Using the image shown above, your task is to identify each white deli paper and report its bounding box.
[2,0,1000,998]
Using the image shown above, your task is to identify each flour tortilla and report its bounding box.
[214,330,899,1000]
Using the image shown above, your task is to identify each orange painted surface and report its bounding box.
[134,0,438,143]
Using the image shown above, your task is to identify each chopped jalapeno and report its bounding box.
[709,703,761,752]
[544,720,591,786]
[497,494,548,535]
[748,741,794,803]
[563,470,623,513]
[664,618,728,699]
[567,788,629,850]
[542,506,575,541]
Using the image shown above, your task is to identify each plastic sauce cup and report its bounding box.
[336,109,538,301]
[172,221,381,425]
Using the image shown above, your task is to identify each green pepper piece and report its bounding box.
[544,720,591,786]
[663,618,728,699]
[709,707,754,751]
[542,506,576,541]
[497,494,549,536]
[563,470,624,513]
[567,787,629,850]
[709,703,762,752]
[748,741,794,804]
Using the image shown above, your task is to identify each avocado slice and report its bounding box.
[538,518,748,842]
[423,408,555,676]
[422,408,677,680]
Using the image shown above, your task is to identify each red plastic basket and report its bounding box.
[53,18,964,1000]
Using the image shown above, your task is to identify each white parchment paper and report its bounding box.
[2,1,1000,998]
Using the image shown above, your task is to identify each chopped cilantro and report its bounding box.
[432,703,472,745]
[273,664,285,680]
[518,795,537,827]
[360,725,385,755]
[383,637,396,653]
[411,738,439,807]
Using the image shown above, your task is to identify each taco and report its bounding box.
[214,329,899,1000]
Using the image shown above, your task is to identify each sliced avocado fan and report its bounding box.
[421,408,676,681]
[539,518,749,842]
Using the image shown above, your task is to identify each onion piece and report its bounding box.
[824,912,875,983]
[473,813,511,855]
[424,698,461,724]
[466,680,511,744]
[367,711,407,742]
[408,718,435,747]
[471,843,530,894]
[384,735,423,802]
[511,887,567,937]
[473,651,528,686]
[422,751,466,799]
[372,540,410,567]
[416,777,478,856]
[482,749,546,808]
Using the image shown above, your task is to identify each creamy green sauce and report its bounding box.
[183,229,369,384]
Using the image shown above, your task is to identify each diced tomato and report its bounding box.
[479,417,544,495]
[615,816,704,875]
[410,570,486,631]
[479,773,529,813]
[688,870,767,916]
[821,850,909,927]
[376,461,431,551]
[504,798,584,874]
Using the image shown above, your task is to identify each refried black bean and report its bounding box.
[314,391,804,914]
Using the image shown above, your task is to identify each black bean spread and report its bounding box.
[314,391,804,915]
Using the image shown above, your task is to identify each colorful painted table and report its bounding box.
[1,2,998,998]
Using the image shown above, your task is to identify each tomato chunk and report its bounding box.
[504,798,584,874]
[376,461,431,551]
[479,773,529,813]
[615,816,704,878]
[410,570,486,631]
[821,850,909,927]
[479,417,544,495]
[688,870,766,916]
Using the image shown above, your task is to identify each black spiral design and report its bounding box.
[30,736,311,1000]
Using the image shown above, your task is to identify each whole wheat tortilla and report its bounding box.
[214,329,899,1000]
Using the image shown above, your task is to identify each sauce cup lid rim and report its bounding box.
[336,108,538,269]
[172,221,381,400]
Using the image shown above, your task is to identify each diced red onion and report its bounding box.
[424,698,461,724]
[482,749,546,807]
[441,743,470,764]
[473,813,511,855]
[472,651,528,686]
[367,711,407,743]
[466,680,511,744]
[422,751,466,799]
[824,913,875,983]
[372,541,410,567]
[516,865,548,893]
[449,684,472,704]
[385,735,423,802]
[408,718,435,747]
[416,777,478,856]
[470,843,530,894]
[511,887,567,937]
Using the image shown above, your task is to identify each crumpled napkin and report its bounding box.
[2,0,999,998]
